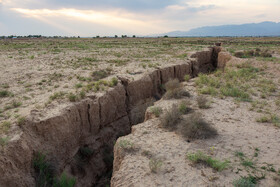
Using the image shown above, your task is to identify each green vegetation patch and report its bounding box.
[196,63,267,102]
[33,152,76,187]
[187,151,230,171]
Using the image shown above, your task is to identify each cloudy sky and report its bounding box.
[0,0,279,36]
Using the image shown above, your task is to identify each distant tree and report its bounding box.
[133,35,136,38]
[96,35,100,38]
[164,35,168,38]
[78,36,80,38]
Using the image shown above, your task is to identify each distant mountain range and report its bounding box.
[159,21,280,37]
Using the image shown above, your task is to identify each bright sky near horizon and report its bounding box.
[0,0,279,36]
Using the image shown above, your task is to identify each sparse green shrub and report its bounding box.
[241,159,255,168]
[118,140,135,152]
[256,116,270,123]
[54,173,76,187]
[196,65,258,102]
[200,87,218,96]
[197,95,210,109]
[184,74,190,82]
[0,90,10,97]
[94,82,100,92]
[33,152,57,186]
[150,107,163,117]
[220,87,250,101]
[109,77,118,87]
[75,83,83,89]
[79,91,86,99]
[233,176,257,187]
[49,92,66,101]
[0,137,9,147]
[159,105,181,131]
[178,113,217,139]
[17,116,26,126]
[257,115,280,127]
[178,100,192,114]
[12,100,22,108]
[1,121,11,132]
[149,158,163,173]
[235,151,245,158]
[187,151,229,171]
[68,93,77,102]
[33,152,75,187]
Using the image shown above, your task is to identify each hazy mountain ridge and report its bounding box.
[161,21,280,37]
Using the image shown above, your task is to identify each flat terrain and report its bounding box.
[0,37,280,186]
[1,37,280,137]
[0,38,197,134]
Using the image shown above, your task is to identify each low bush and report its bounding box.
[197,96,210,109]
[109,77,118,87]
[54,173,76,187]
[0,90,10,97]
[1,121,11,132]
[159,105,181,131]
[68,93,77,102]
[163,79,190,99]
[184,74,190,82]
[33,152,75,187]
[17,116,26,126]
[150,107,163,117]
[0,137,9,147]
[178,100,192,114]
[178,113,217,139]
[33,152,57,186]
[92,69,111,81]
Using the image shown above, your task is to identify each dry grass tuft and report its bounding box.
[197,95,210,109]
[159,104,181,131]
[163,79,190,99]
[178,113,217,139]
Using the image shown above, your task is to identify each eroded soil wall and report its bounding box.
[0,47,221,187]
